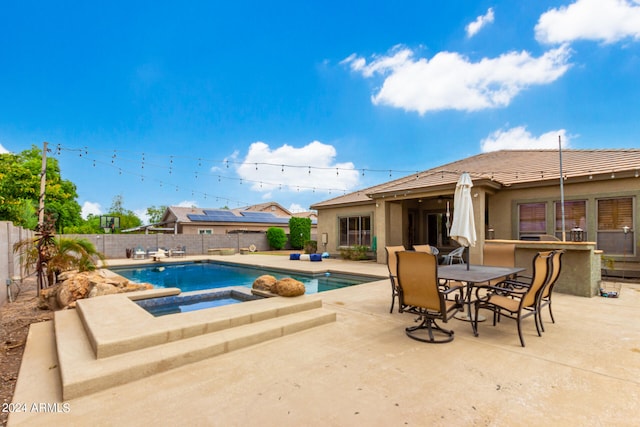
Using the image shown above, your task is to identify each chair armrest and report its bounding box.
[442,284,463,294]
[474,284,527,300]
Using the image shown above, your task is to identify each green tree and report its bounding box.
[266,227,287,250]
[147,205,168,224]
[289,217,311,250]
[107,195,142,231]
[0,145,82,231]
[65,214,102,234]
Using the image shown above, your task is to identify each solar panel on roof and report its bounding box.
[187,210,291,224]
[240,211,278,219]
[203,210,236,218]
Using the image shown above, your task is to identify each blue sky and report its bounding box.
[1,1,639,223]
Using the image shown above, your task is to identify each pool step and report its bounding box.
[76,291,324,358]
[54,297,336,400]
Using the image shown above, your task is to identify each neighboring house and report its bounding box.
[152,203,317,235]
[311,149,640,265]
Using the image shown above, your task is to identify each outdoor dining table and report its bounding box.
[437,264,525,336]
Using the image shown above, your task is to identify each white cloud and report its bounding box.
[0,143,9,154]
[288,203,306,213]
[134,209,150,225]
[466,8,495,38]
[480,126,571,152]
[212,151,239,172]
[236,141,360,194]
[176,200,198,208]
[536,0,640,44]
[343,45,571,114]
[81,201,102,219]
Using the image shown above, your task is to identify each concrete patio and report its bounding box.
[9,254,640,426]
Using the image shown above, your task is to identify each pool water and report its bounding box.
[136,289,262,316]
[112,261,373,294]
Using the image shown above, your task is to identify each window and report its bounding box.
[555,200,587,240]
[597,197,634,255]
[518,203,546,239]
[339,215,371,247]
[198,229,213,235]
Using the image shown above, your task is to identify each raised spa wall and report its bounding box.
[484,240,601,298]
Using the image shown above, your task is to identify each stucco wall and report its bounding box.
[487,177,639,261]
[315,203,376,255]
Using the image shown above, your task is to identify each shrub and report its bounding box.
[266,227,287,250]
[339,245,369,260]
[289,217,312,250]
[304,240,317,254]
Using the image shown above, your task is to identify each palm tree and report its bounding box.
[14,236,105,289]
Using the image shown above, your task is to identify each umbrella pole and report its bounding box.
[466,246,470,270]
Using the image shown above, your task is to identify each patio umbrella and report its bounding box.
[449,172,477,270]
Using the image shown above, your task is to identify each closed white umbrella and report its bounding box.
[449,172,476,270]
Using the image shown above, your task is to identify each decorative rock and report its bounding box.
[88,282,120,298]
[38,270,154,310]
[273,278,305,297]
[252,275,277,292]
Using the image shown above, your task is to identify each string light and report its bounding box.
[53,144,639,209]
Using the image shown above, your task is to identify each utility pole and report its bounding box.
[38,141,48,228]
[559,136,566,242]
[36,141,48,294]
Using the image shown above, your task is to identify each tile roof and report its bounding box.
[311,149,640,208]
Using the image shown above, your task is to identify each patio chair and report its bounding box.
[538,250,565,332]
[133,246,146,259]
[483,243,516,285]
[473,251,553,347]
[442,246,465,265]
[413,245,440,256]
[385,246,406,313]
[396,251,463,343]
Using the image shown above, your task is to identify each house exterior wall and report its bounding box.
[315,203,376,255]
[487,176,639,262]
[315,176,639,267]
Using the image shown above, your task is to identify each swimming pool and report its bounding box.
[111,261,375,294]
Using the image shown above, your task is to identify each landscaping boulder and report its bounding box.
[252,275,277,292]
[38,270,153,310]
[273,278,305,297]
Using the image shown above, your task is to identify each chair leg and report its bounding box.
[405,317,454,343]
[516,319,526,347]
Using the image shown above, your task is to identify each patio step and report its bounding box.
[54,297,336,400]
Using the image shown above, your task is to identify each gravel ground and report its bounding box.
[0,278,53,427]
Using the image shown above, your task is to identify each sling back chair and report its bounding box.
[396,251,463,343]
[538,250,565,332]
[473,251,553,347]
[385,246,406,313]
[482,243,517,286]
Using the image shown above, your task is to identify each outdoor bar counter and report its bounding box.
[483,240,601,297]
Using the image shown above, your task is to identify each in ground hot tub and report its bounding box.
[136,289,263,316]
